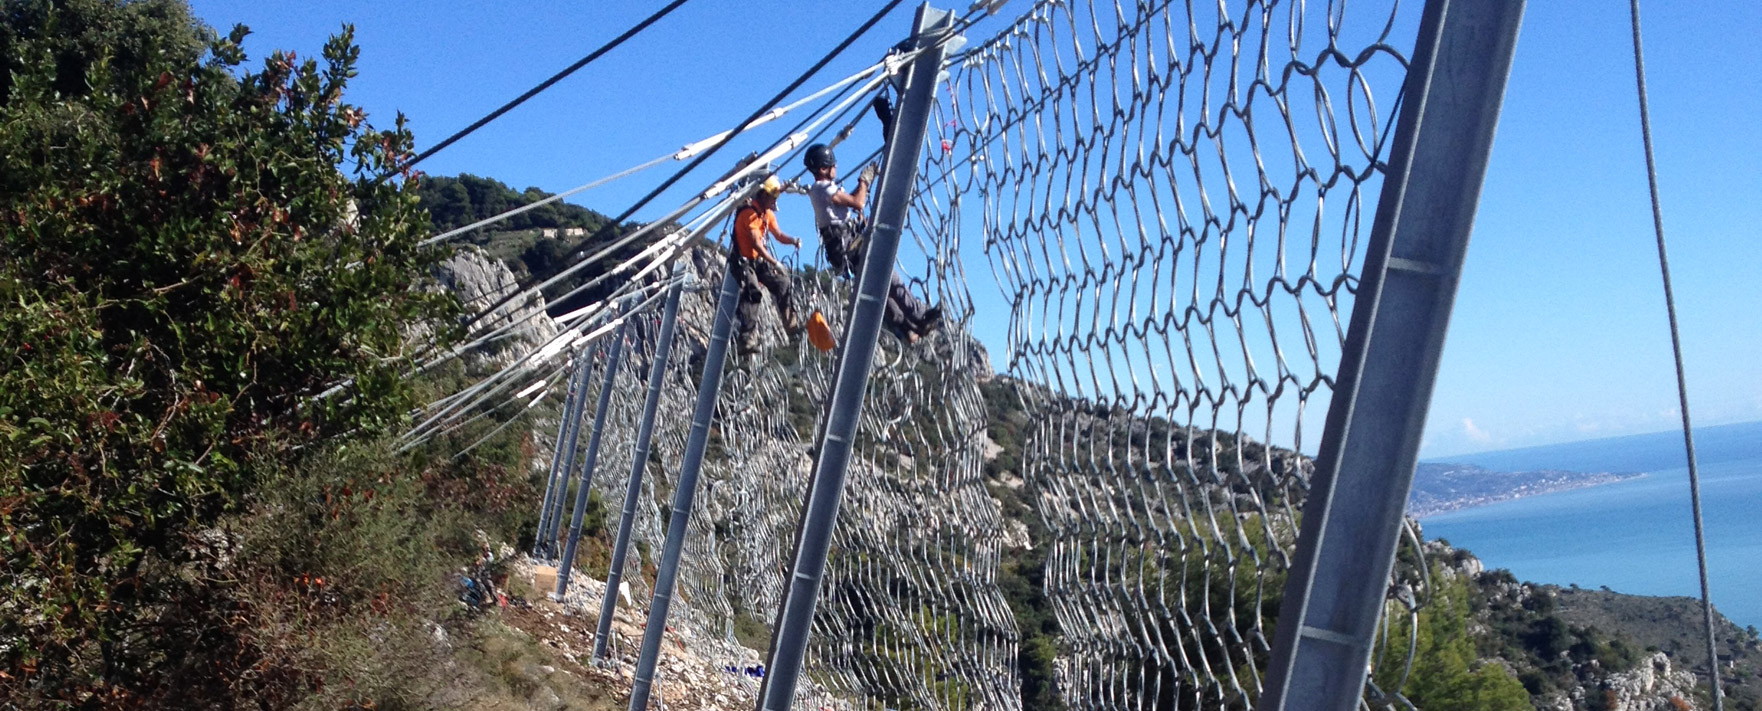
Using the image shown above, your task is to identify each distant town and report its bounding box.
[1407,462,1645,517]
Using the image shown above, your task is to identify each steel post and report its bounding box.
[626,262,740,711]
[534,355,591,557]
[595,264,687,664]
[1256,1,1526,710]
[543,344,598,560]
[753,6,954,711]
[555,311,632,598]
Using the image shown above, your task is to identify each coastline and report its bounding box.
[1411,470,1648,518]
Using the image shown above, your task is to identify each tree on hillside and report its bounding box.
[0,0,454,701]
[417,173,665,315]
[417,173,617,235]
[1373,568,1533,711]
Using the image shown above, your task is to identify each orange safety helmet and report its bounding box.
[806,310,836,353]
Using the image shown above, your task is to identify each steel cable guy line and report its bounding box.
[411,68,883,374]
[408,258,692,444]
[446,0,906,340]
[415,70,884,362]
[407,296,622,424]
[417,55,898,250]
[389,0,697,180]
[412,252,687,398]
[413,210,713,383]
[401,289,636,446]
[428,63,887,355]
[489,200,728,333]
[418,155,675,248]
[412,203,704,371]
[419,30,950,374]
[452,387,552,461]
[401,282,672,448]
[406,360,571,453]
[1628,2,1723,708]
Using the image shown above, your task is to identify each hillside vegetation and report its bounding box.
[0,2,550,706]
[417,174,656,317]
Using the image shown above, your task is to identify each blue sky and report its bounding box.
[185,1,1761,458]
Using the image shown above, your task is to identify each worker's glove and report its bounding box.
[859,163,879,185]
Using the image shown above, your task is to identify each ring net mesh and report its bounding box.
[508,0,1442,709]
[914,0,1429,708]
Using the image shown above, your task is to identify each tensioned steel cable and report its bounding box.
[416,56,901,250]
[443,0,907,343]
[391,0,697,179]
[1627,2,1723,708]
[402,278,678,446]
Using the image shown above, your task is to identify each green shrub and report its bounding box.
[0,0,455,701]
[1375,568,1532,711]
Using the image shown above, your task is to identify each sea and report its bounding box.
[1419,420,1762,630]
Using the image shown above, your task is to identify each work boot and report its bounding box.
[871,95,894,128]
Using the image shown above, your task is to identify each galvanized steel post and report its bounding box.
[753,6,954,711]
[534,355,590,558]
[595,264,687,664]
[626,261,740,711]
[1257,1,1526,709]
[555,309,632,598]
[542,343,598,560]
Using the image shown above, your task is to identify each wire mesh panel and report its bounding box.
[650,226,1020,710]
[916,0,1429,708]
[799,293,1021,711]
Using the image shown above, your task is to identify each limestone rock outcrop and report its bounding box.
[432,246,559,375]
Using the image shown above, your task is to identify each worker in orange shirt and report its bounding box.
[731,175,802,354]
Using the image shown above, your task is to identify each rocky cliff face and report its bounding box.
[1595,652,1701,711]
[432,246,559,375]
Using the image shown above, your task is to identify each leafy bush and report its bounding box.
[0,0,454,700]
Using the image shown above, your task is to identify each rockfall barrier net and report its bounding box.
[464,0,1444,708]
[908,0,1431,708]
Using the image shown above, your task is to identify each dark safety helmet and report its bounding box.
[804,143,836,171]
